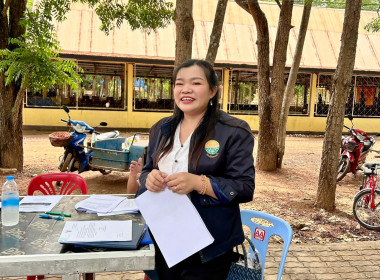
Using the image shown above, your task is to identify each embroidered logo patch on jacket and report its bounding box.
[205,140,220,158]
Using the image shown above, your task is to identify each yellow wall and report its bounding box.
[23,107,172,130]
[24,107,380,134]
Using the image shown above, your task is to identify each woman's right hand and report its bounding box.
[146,169,168,192]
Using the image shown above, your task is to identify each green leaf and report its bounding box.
[1,0,173,92]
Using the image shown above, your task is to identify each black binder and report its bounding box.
[61,222,146,249]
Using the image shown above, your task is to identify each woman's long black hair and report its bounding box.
[153,59,252,170]
[152,59,219,169]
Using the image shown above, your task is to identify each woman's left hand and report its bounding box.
[164,172,201,195]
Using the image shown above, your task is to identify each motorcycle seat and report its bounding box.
[97,130,120,141]
[362,141,372,152]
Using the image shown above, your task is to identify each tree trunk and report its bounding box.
[205,0,228,65]
[0,1,9,48]
[264,0,293,170]
[174,0,194,67]
[0,86,24,170]
[0,0,27,171]
[315,0,362,211]
[277,0,312,168]
[236,0,293,171]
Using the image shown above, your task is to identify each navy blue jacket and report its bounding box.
[137,110,255,263]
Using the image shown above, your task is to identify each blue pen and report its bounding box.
[39,214,64,221]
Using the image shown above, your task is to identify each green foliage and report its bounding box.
[266,1,380,33]
[363,0,380,32]
[264,0,379,11]
[38,0,174,35]
[0,9,81,92]
[0,0,174,93]
[92,0,174,35]
[365,18,380,32]
[27,0,34,11]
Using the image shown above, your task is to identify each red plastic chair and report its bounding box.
[27,173,88,196]
[26,173,88,280]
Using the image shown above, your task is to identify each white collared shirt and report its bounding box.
[158,124,192,175]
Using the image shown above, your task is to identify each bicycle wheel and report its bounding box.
[337,157,351,182]
[353,189,380,230]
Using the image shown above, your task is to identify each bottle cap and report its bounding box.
[6,176,14,180]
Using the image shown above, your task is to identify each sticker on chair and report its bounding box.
[254,227,265,241]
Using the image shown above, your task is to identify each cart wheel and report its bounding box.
[100,170,112,175]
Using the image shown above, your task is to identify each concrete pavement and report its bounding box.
[2,240,380,280]
[266,240,380,280]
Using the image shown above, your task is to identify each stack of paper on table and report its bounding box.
[19,195,63,212]
[75,195,138,216]
[58,220,146,249]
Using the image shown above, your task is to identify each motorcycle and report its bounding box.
[337,115,379,182]
[49,105,120,174]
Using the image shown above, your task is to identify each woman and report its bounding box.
[127,157,142,194]
[137,59,255,280]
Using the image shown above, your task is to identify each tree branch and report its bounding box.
[235,0,250,14]
[275,0,282,9]
[205,0,228,64]
[2,0,11,17]
[247,0,267,30]
[13,86,25,120]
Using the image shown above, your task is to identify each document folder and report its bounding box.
[140,225,153,245]
[60,222,146,249]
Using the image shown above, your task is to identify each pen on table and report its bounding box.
[20,203,52,206]
[39,214,65,221]
[45,211,71,217]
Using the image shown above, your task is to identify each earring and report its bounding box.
[210,99,213,106]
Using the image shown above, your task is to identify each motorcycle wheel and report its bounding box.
[67,157,76,172]
[100,170,112,175]
[337,157,351,182]
[60,153,73,172]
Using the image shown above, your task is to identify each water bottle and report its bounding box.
[1,176,19,226]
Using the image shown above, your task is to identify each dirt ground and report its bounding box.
[1,130,380,245]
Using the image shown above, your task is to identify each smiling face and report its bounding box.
[174,65,217,118]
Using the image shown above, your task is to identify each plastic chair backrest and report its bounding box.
[240,210,292,280]
[26,173,88,280]
[27,173,88,195]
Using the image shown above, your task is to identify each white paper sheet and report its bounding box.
[97,198,139,216]
[135,188,214,268]
[58,220,132,242]
[19,195,63,212]
[75,195,126,213]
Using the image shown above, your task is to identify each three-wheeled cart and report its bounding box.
[89,133,148,172]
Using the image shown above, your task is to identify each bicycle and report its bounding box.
[352,162,380,230]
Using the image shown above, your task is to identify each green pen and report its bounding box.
[45,211,71,217]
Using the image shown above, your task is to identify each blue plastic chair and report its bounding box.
[240,210,293,280]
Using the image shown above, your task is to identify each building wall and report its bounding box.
[23,106,380,134]
[23,64,380,134]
